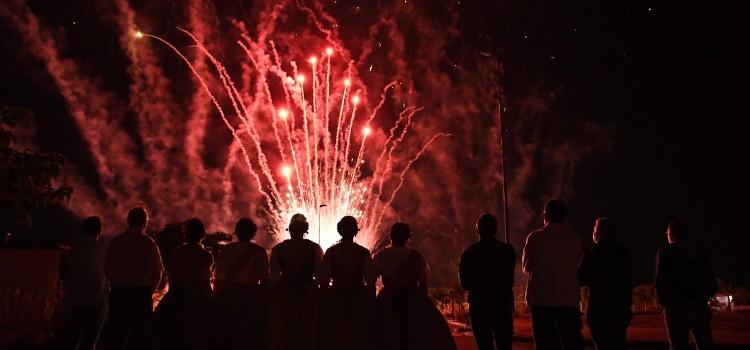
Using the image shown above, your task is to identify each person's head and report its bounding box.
[476,213,498,239]
[184,218,206,243]
[592,217,614,244]
[235,217,257,241]
[666,219,688,244]
[127,207,149,232]
[390,222,411,246]
[543,199,566,224]
[337,216,359,240]
[288,214,309,238]
[82,216,102,238]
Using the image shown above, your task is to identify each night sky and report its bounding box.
[469,0,750,285]
[1,1,749,286]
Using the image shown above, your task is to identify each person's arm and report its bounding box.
[577,251,591,287]
[317,251,332,288]
[258,250,270,287]
[371,252,383,286]
[363,253,377,288]
[623,252,633,309]
[104,241,114,280]
[521,234,534,274]
[269,247,281,286]
[458,250,472,292]
[148,240,164,292]
[507,245,517,310]
[313,245,324,286]
[214,250,227,289]
[654,248,670,306]
[506,245,517,289]
[417,253,429,295]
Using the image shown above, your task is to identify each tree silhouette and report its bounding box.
[0,106,72,245]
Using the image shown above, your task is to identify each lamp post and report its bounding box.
[480,40,511,245]
[318,204,327,245]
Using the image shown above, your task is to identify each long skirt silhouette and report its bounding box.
[152,288,213,350]
[376,285,457,350]
[267,280,319,350]
[214,283,268,350]
[319,284,376,350]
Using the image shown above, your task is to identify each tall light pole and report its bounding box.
[481,41,511,245]
[318,204,327,245]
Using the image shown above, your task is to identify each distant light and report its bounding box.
[344,79,351,86]
[134,30,144,39]
[326,47,333,56]
[352,96,360,105]
[297,75,305,83]
[278,109,288,119]
[309,56,317,64]
[363,126,372,136]
[281,166,292,178]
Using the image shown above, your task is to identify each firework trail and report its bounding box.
[2,0,614,286]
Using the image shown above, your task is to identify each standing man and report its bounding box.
[62,216,109,350]
[578,218,632,350]
[105,207,163,350]
[459,213,516,350]
[522,199,583,350]
[655,219,717,350]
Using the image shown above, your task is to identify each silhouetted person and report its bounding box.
[655,220,717,350]
[522,199,583,350]
[105,207,163,350]
[153,218,213,350]
[459,214,516,350]
[62,216,108,350]
[215,217,269,350]
[267,214,323,350]
[373,222,457,350]
[318,216,377,350]
[578,218,632,350]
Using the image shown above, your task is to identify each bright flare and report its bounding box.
[281,165,292,178]
[278,109,288,120]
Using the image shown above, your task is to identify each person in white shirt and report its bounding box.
[104,207,163,350]
[522,199,583,350]
[63,216,108,350]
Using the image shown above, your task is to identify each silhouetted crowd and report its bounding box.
[61,199,718,350]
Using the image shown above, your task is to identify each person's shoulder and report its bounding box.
[353,242,370,255]
[461,242,481,256]
[323,242,341,255]
[135,232,158,245]
[524,228,545,245]
[304,239,323,251]
[107,232,127,243]
[199,245,213,261]
[408,248,426,260]
[527,227,545,239]
[249,242,266,253]
[657,244,675,255]
[498,240,515,254]
[372,247,392,260]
